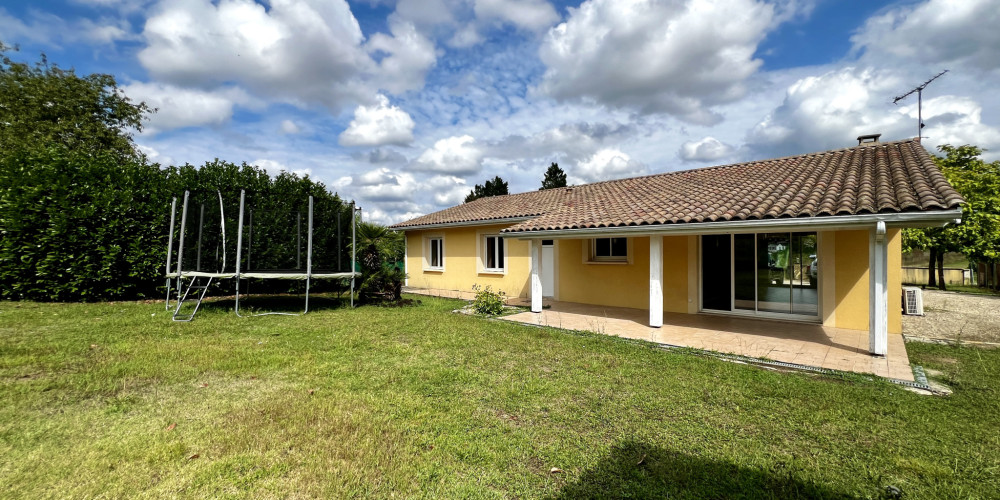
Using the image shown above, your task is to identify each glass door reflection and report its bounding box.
[757,233,791,314]
[734,234,756,311]
[791,232,818,316]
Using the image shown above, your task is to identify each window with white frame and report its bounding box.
[483,235,505,272]
[427,237,444,270]
[591,237,628,262]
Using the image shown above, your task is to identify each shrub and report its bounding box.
[354,222,406,304]
[471,284,506,316]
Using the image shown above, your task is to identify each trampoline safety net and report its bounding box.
[165,188,359,320]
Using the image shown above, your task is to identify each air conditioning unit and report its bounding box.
[903,287,924,316]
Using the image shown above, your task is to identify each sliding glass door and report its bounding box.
[734,234,755,312]
[702,235,731,311]
[701,232,819,319]
[790,232,818,315]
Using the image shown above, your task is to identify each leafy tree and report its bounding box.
[464,176,509,203]
[903,144,1000,290]
[540,162,567,190]
[0,43,152,161]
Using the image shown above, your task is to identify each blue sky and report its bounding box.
[2,0,998,223]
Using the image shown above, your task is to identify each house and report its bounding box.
[389,138,963,356]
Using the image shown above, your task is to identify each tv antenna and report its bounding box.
[893,70,948,141]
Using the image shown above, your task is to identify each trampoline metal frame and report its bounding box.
[165,196,178,311]
[165,188,359,320]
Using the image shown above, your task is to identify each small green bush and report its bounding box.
[471,284,506,316]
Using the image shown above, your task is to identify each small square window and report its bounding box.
[592,237,627,262]
[484,235,505,272]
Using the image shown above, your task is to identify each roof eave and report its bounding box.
[506,209,963,239]
[391,216,535,231]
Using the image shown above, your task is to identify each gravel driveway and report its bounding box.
[902,289,1000,343]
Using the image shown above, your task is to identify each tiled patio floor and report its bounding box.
[403,287,914,381]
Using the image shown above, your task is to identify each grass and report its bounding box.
[1,295,999,498]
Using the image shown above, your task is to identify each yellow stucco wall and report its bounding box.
[662,236,690,313]
[831,228,902,334]
[404,225,531,298]
[832,230,870,331]
[403,226,901,334]
[555,236,688,312]
[557,237,648,309]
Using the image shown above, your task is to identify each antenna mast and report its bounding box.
[893,70,948,141]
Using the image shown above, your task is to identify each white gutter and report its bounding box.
[390,216,534,231]
[506,209,963,240]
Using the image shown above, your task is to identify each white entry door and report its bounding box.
[541,240,554,297]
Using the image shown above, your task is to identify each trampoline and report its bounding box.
[165,188,360,321]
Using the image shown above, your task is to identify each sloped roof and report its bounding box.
[388,184,574,229]
[389,139,963,233]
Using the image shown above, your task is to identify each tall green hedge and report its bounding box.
[0,148,168,300]
[0,149,351,301]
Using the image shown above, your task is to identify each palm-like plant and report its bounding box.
[352,222,406,303]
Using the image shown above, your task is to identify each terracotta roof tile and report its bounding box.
[389,139,964,232]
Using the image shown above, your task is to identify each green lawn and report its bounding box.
[1,296,998,498]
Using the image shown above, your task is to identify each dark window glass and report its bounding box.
[430,239,442,267]
[610,237,627,257]
[594,237,627,260]
[484,236,505,270]
[702,234,732,311]
[497,237,505,268]
[486,236,496,268]
[595,238,611,257]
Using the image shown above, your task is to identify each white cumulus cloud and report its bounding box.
[539,0,775,124]
[366,18,438,95]
[412,135,484,175]
[474,0,560,32]
[679,137,736,162]
[280,120,301,135]
[746,66,1000,158]
[339,94,416,147]
[352,168,419,202]
[852,0,1000,74]
[569,148,646,184]
[122,82,252,134]
[138,0,398,110]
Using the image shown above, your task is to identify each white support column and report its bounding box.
[649,235,663,327]
[869,221,888,356]
[530,239,543,313]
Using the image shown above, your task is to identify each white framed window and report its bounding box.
[425,236,444,271]
[483,234,506,273]
[590,237,628,262]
